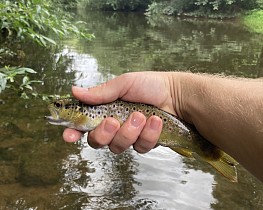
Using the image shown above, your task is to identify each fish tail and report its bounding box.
[206,157,238,182]
[192,152,238,182]
[221,152,239,166]
[165,146,238,182]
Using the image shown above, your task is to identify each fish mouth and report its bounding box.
[45,116,65,125]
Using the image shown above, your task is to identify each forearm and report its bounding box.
[173,73,263,181]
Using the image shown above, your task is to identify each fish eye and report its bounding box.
[54,102,61,108]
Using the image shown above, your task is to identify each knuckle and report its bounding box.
[140,135,157,145]
[133,135,158,154]
[119,131,134,142]
[109,144,125,154]
[87,131,105,148]
[133,142,151,154]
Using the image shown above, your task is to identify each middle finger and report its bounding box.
[109,112,146,154]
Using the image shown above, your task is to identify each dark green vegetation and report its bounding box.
[0,0,93,98]
[81,0,152,11]
[83,0,263,18]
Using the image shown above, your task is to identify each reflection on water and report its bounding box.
[57,47,115,87]
[0,11,263,209]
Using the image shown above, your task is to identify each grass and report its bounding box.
[243,10,263,34]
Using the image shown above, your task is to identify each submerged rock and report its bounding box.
[18,143,61,186]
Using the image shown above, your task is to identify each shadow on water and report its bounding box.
[0,10,263,209]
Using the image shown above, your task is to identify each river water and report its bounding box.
[0,11,263,209]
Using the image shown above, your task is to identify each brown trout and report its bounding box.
[46,98,238,182]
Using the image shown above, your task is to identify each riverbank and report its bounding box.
[242,10,263,34]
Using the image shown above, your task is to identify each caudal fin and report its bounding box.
[169,146,238,182]
[192,152,238,182]
[206,158,238,182]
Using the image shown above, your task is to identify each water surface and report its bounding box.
[0,11,262,209]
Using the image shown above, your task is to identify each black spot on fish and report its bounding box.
[79,106,84,112]
[178,130,183,136]
[152,112,156,115]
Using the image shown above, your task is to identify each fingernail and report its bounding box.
[150,117,161,130]
[104,119,118,133]
[72,86,87,92]
[131,113,144,127]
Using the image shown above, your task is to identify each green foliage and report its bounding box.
[0,0,94,99]
[0,66,41,98]
[243,10,263,34]
[0,66,70,100]
[82,0,153,11]
[257,0,263,8]
[146,0,196,16]
[0,0,94,47]
[81,0,261,16]
[53,0,79,9]
[146,0,260,17]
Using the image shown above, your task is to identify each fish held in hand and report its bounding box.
[46,98,239,182]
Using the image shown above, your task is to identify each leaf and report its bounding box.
[21,92,29,99]
[36,5,41,14]
[22,76,29,84]
[18,67,37,74]
[43,36,57,45]
[25,85,33,90]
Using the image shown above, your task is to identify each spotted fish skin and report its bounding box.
[46,98,238,182]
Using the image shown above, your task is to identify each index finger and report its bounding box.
[63,128,83,143]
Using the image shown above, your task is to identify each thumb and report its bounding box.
[72,74,135,105]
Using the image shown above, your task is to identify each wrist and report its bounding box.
[170,72,207,124]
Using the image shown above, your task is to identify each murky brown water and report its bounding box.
[0,11,262,209]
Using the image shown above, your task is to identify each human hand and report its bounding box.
[63,72,179,154]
